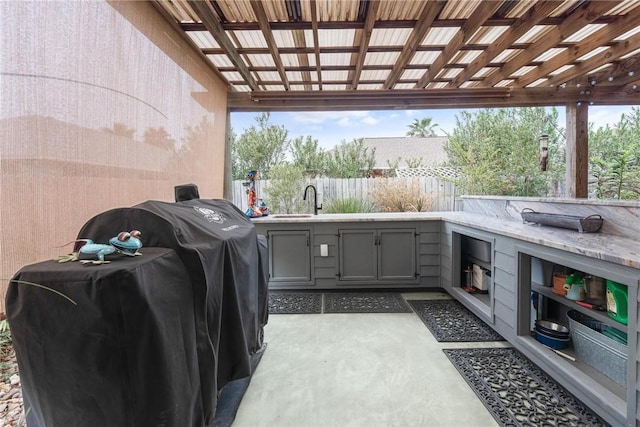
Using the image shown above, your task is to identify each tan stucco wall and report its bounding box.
[0,1,228,309]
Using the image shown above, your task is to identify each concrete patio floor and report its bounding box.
[232,291,510,427]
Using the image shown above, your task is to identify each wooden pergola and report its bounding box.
[153,0,640,198]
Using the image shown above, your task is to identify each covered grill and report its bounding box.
[7,198,268,426]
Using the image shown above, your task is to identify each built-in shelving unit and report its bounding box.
[516,246,636,426]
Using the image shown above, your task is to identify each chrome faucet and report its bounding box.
[303,184,322,215]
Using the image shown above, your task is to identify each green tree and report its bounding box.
[264,164,306,213]
[290,135,326,177]
[589,107,640,200]
[406,117,438,137]
[325,138,376,178]
[232,112,290,179]
[445,107,562,196]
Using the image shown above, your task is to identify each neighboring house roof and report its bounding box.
[361,137,449,169]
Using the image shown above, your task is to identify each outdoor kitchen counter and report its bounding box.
[251,212,640,270]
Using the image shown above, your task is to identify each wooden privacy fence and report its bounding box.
[232,177,457,213]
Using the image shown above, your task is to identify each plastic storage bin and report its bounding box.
[567,310,627,386]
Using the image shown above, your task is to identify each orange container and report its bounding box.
[552,273,568,296]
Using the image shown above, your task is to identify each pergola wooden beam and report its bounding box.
[227,85,639,111]
[349,0,380,90]
[383,1,445,89]
[186,0,260,91]
[416,1,502,88]
[546,32,640,88]
[448,1,562,89]
[518,5,640,88]
[251,0,290,90]
[566,102,589,198]
[310,0,322,90]
[481,1,621,88]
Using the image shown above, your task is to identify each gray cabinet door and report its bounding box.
[378,229,416,280]
[339,228,416,281]
[268,230,311,282]
[338,230,377,281]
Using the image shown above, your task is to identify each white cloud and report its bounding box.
[289,110,371,124]
[361,116,378,125]
[337,117,352,127]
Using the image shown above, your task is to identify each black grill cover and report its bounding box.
[8,198,268,426]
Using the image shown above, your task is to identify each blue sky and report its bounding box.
[230,106,636,151]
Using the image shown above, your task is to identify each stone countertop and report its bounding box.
[444,212,640,270]
[251,212,640,270]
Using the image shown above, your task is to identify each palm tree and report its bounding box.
[406,117,438,137]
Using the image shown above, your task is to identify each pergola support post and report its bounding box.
[223,108,233,200]
[565,102,589,198]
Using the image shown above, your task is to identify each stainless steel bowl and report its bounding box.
[536,320,570,335]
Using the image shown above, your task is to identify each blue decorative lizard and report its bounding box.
[55,230,143,265]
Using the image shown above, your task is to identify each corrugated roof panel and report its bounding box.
[361,69,388,81]
[621,48,640,59]
[358,83,383,90]
[233,85,252,92]
[548,65,574,76]
[280,54,301,67]
[409,51,440,66]
[206,55,234,68]
[270,85,286,91]
[221,71,244,81]
[317,28,355,47]
[158,0,200,23]
[307,53,317,67]
[426,82,449,89]
[377,1,425,20]
[315,0,359,21]
[493,49,521,63]
[256,71,281,82]
[393,83,415,89]
[260,0,288,21]
[533,48,566,63]
[548,1,580,17]
[423,27,459,46]
[401,69,426,80]
[452,50,482,65]
[322,70,349,81]
[216,1,256,22]
[233,30,268,48]
[589,63,613,74]
[286,72,304,82]
[319,53,351,66]
[472,67,494,78]
[608,0,640,14]
[495,79,515,87]
[364,51,400,66]
[460,81,480,88]
[526,78,549,88]
[439,68,462,79]
[614,26,640,41]
[304,29,315,47]
[504,1,539,18]
[187,31,219,49]
[469,26,509,44]
[510,66,537,78]
[564,24,606,43]
[272,30,296,48]
[577,46,608,61]
[515,25,551,44]
[369,28,411,46]
[440,0,483,19]
[246,54,275,67]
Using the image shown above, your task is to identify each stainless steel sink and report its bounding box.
[271,214,313,218]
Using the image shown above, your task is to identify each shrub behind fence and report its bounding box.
[232,177,457,213]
